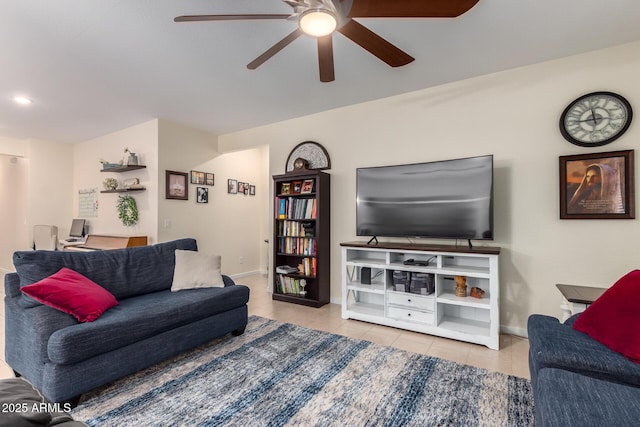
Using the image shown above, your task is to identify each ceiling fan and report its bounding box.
[175,0,480,82]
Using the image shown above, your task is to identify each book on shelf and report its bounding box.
[278,237,316,256]
[276,275,307,296]
[278,220,316,237]
[276,197,317,220]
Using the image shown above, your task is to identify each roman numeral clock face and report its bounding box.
[560,91,633,147]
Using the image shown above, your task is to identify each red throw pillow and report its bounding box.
[573,270,640,363]
[21,267,118,322]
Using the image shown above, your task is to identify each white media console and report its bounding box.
[340,241,501,350]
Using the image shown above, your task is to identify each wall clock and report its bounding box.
[560,91,633,147]
[285,141,331,172]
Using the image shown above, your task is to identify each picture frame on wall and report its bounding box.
[228,179,237,194]
[206,173,214,186]
[190,171,205,185]
[244,183,250,195]
[166,170,188,200]
[249,185,255,196]
[238,182,245,194]
[196,187,208,203]
[559,149,635,219]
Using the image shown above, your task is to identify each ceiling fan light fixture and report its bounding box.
[298,8,337,37]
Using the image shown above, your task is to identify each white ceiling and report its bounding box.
[2,0,640,144]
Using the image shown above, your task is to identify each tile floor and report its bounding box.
[0,273,530,380]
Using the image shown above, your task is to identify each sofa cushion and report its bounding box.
[20,268,117,322]
[13,238,197,302]
[171,250,224,291]
[573,269,640,363]
[536,368,640,427]
[528,314,640,387]
[47,284,250,365]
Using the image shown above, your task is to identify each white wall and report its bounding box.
[73,120,159,241]
[219,41,640,336]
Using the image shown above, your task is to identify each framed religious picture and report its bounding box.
[559,150,635,219]
[166,170,188,200]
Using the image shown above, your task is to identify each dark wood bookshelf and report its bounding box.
[272,170,330,308]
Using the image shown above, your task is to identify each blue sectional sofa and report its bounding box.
[528,314,640,426]
[4,238,250,403]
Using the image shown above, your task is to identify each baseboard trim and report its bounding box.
[500,325,528,339]
[230,270,267,279]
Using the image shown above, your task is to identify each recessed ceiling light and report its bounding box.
[12,96,33,105]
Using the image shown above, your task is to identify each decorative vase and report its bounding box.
[127,153,138,166]
[454,275,467,297]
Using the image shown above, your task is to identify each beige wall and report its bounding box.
[0,138,73,271]
[157,120,269,276]
[73,119,159,241]
[220,41,640,336]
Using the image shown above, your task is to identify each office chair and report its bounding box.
[33,225,59,250]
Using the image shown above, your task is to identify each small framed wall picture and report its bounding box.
[228,179,237,194]
[249,185,256,196]
[206,173,214,186]
[301,179,314,194]
[244,184,250,195]
[238,182,245,194]
[166,170,188,200]
[190,171,205,185]
[196,187,208,203]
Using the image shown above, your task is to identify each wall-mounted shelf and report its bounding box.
[100,188,146,193]
[100,165,146,173]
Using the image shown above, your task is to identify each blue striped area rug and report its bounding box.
[71,316,534,426]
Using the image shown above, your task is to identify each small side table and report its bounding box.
[556,284,607,322]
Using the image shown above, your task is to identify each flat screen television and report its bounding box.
[356,155,494,241]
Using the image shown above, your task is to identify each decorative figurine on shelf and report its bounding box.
[454,275,467,297]
[299,279,307,297]
[124,147,138,166]
[470,287,486,299]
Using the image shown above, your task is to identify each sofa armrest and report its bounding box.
[222,275,236,287]
[4,272,21,298]
[5,292,77,382]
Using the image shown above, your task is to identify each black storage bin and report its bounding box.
[410,272,435,295]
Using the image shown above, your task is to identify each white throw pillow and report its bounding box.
[171,250,224,291]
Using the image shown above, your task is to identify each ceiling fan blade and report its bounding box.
[247,29,304,70]
[348,0,480,18]
[174,14,290,22]
[337,20,414,67]
[317,36,335,82]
